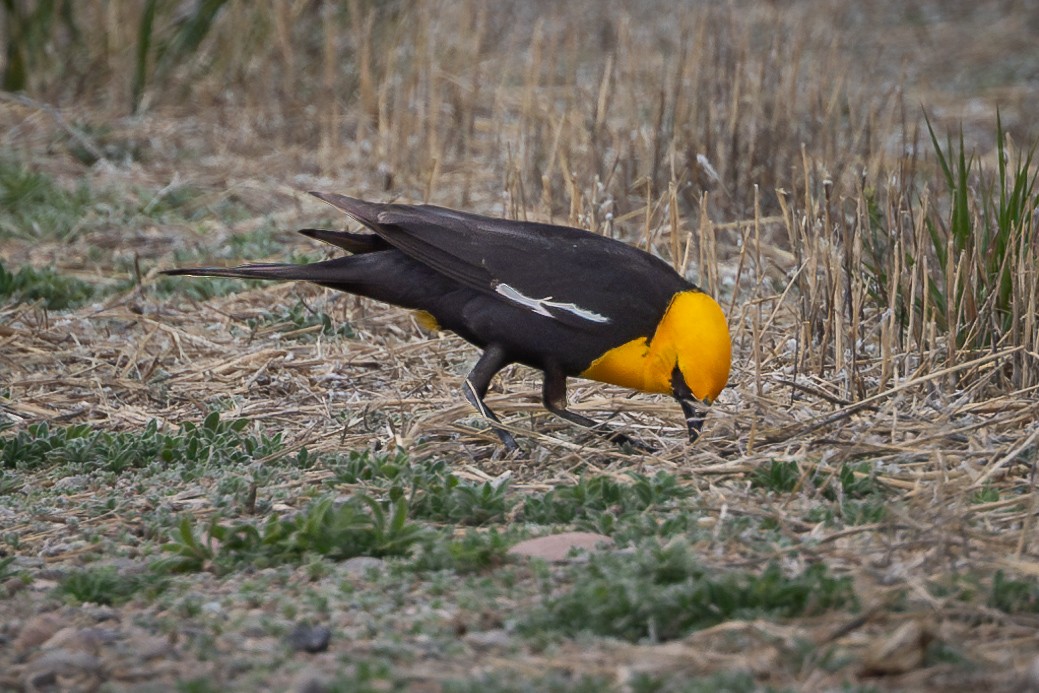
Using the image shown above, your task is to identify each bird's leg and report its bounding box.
[462,345,518,450]
[542,369,655,453]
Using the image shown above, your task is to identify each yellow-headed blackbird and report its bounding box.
[163,193,731,450]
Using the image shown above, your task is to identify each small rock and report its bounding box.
[29,579,61,594]
[507,532,614,562]
[35,566,68,580]
[86,605,120,622]
[40,541,87,558]
[4,576,28,597]
[860,620,933,675]
[14,613,66,656]
[24,648,102,690]
[53,474,89,492]
[127,632,173,660]
[464,628,512,651]
[292,667,331,693]
[287,623,332,653]
[241,636,279,655]
[342,556,385,576]
[1025,653,1039,692]
[96,557,148,575]
[201,601,223,616]
[40,626,110,655]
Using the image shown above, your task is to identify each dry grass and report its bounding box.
[3,1,1039,690]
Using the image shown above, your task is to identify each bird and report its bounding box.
[162,192,731,451]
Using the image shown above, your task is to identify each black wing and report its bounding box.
[310,192,691,335]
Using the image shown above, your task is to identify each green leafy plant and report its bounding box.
[57,566,167,605]
[989,570,1039,614]
[923,112,1037,347]
[971,486,1000,504]
[326,451,511,526]
[521,472,692,525]
[409,529,512,573]
[0,412,283,472]
[523,540,856,643]
[409,475,511,525]
[0,158,95,240]
[751,460,802,493]
[752,461,888,526]
[132,0,232,113]
[0,260,96,309]
[0,555,18,582]
[443,671,613,693]
[159,494,425,574]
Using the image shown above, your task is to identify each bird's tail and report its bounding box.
[296,228,390,254]
[308,192,386,227]
[161,256,362,283]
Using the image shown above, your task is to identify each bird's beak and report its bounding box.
[678,395,707,442]
[671,366,709,443]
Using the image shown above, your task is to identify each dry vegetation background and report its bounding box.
[2,0,1039,691]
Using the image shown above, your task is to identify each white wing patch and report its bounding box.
[495,282,610,323]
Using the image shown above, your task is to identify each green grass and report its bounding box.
[626,671,776,693]
[443,669,787,693]
[0,411,284,473]
[0,556,18,582]
[971,486,1000,504]
[923,111,1037,348]
[521,471,694,525]
[327,451,513,526]
[57,565,168,605]
[408,528,514,573]
[153,275,256,300]
[443,672,613,693]
[751,460,803,493]
[139,182,254,224]
[0,157,95,240]
[989,570,1039,614]
[326,451,700,531]
[861,113,1039,358]
[752,461,889,527]
[158,494,425,575]
[0,260,96,309]
[137,445,709,576]
[522,540,856,643]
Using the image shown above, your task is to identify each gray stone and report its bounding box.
[286,623,332,653]
[342,556,385,576]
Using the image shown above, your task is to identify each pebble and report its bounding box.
[286,623,332,653]
[507,532,614,562]
[86,606,120,622]
[23,648,102,690]
[13,613,66,655]
[52,474,90,492]
[40,626,110,655]
[463,628,512,651]
[126,632,172,661]
[3,577,28,597]
[342,556,385,576]
[291,667,331,693]
[201,601,224,616]
[1025,654,1039,692]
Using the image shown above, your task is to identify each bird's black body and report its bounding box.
[163,193,728,449]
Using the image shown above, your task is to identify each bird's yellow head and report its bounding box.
[663,291,731,403]
[580,288,731,442]
[655,290,730,442]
